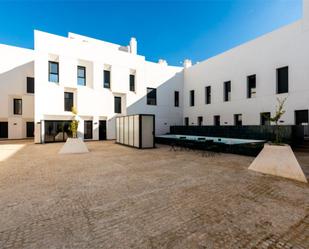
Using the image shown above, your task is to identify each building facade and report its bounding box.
[0,0,308,142]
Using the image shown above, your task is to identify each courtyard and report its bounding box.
[0,140,308,249]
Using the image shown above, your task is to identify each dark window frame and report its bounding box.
[26,77,34,94]
[247,75,256,98]
[184,117,189,126]
[190,90,195,106]
[13,98,22,115]
[198,116,203,126]
[114,96,122,114]
[205,86,211,104]
[277,66,289,94]
[84,120,93,140]
[104,70,111,88]
[64,92,74,112]
[77,66,86,86]
[174,91,179,107]
[260,112,271,125]
[48,61,59,83]
[147,87,157,105]
[214,115,220,126]
[129,74,135,92]
[234,114,242,126]
[224,81,231,102]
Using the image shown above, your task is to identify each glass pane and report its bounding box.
[78,67,85,77]
[78,77,85,86]
[49,62,58,74]
[49,74,59,83]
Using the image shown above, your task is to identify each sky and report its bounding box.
[0,0,302,66]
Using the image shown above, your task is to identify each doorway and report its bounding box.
[99,120,107,140]
[26,122,34,138]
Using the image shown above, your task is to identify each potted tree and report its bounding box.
[58,107,89,154]
[249,97,307,183]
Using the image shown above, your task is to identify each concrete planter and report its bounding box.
[58,138,89,154]
[248,144,307,183]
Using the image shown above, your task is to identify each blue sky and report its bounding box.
[0,0,302,66]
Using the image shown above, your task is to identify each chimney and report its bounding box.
[158,59,168,66]
[183,59,192,68]
[130,37,137,55]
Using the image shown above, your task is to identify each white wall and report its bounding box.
[0,44,34,139]
[34,30,183,142]
[304,0,309,30]
[183,21,309,126]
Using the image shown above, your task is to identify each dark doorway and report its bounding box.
[0,122,8,138]
[295,110,308,125]
[84,121,93,139]
[99,120,107,140]
[45,120,72,142]
[214,115,220,126]
[26,122,34,137]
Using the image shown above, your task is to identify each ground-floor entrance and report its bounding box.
[295,110,309,136]
[0,122,8,139]
[26,122,34,138]
[99,120,107,140]
[44,120,72,143]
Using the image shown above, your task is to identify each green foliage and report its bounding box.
[269,97,287,144]
[69,106,79,138]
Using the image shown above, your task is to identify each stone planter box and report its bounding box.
[248,144,307,183]
[58,138,89,154]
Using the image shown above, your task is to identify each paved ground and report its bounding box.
[0,140,308,249]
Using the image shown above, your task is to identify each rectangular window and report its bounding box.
[277,66,288,94]
[234,114,242,126]
[129,74,135,92]
[184,117,189,126]
[84,121,93,139]
[104,70,111,88]
[190,90,195,106]
[260,112,271,125]
[214,115,220,126]
[174,91,179,107]
[114,96,122,113]
[13,98,22,115]
[224,81,231,102]
[64,92,73,112]
[77,66,86,86]
[247,75,256,98]
[205,86,211,104]
[295,110,308,125]
[147,88,157,105]
[48,61,59,83]
[27,77,34,93]
[198,116,203,126]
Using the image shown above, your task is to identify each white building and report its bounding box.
[0,0,308,142]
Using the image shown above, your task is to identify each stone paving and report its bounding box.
[0,140,308,249]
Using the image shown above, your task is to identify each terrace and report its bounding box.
[0,140,308,248]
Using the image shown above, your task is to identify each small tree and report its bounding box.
[70,106,79,138]
[269,97,287,144]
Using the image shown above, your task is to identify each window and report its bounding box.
[224,81,231,102]
[234,114,242,126]
[129,74,135,92]
[295,110,308,125]
[13,98,22,115]
[114,96,122,113]
[260,112,271,125]
[48,61,59,83]
[190,90,195,106]
[198,116,203,126]
[104,70,111,88]
[205,86,211,104]
[174,91,179,107]
[77,66,86,86]
[277,66,288,94]
[27,77,34,93]
[214,115,220,126]
[147,88,157,105]
[184,117,189,126]
[84,121,93,139]
[247,75,256,98]
[64,92,73,112]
